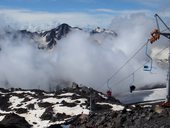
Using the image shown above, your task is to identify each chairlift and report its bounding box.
[107,90,112,97]
[106,79,112,97]
[144,64,151,71]
[129,73,136,93]
[130,85,136,93]
[143,41,153,72]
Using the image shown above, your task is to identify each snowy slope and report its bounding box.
[117,88,166,104]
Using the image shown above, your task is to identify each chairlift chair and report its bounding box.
[106,79,112,97]
[130,85,136,93]
[144,64,152,71]
[143,41,153,72]
[129,73,136,93]
[107,90,112,97]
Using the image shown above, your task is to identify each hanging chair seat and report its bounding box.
[130,85,136,93]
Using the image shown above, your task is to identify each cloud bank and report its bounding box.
[0,9,169,95]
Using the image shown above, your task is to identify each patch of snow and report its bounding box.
[118,88,166,104]
[126,109,131,111]
[0,92,8,95]
[14,91,35,95]
[58,93,75,96]
[25,99,39,108]
[20,104,48,128]
[9,95,39,109]
[95,27,103,33]
[142,105,152,108]
[0,116,5,121]
[139,100,165,105]
[53,104,89,116]
[42,97,87,104]
[43,92,54,96]
[20,102,83,128]
[76,98,87,104]
[42,97,70,104]
[0,110,10,114]
[98,93,107,99]
[143,88,166,101]
[58,92,80,97]
[9,96,25,108]
[96,102,124,111]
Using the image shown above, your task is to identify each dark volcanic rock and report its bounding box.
[40,106,55,121]
[26,103,35,110]
[0,94,11,111]
[55,113,71,121]
[48,124,63,128]
[14,108,28,114]
[94,104,112,112]
[0,113,31,128]
[38,102,54,108]
[0,88,10,93]
[41,106,71,122]
[73,106,170,128]
[60,100,77,107]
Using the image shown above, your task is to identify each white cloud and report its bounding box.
[91,8,152,16]
[94,8,115,13]
[0,8,169,93]
[0,8,114,31]
[0,8,157,31]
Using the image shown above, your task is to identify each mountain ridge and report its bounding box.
[0,23,118,49]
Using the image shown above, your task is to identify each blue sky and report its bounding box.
[0,0,162,13]
[0,0,169,29]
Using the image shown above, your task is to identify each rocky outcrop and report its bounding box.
[72,105,170,128]
[0,113,31,128]
[48,124,63,128]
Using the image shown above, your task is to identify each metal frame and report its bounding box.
[154,14,170,102]
[144,41,153,72]
[106,79,112,93]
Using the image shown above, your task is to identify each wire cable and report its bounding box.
[100,40,149,91]
[112,61,148,87]
[153,47,168,57]
[111,46,169,88]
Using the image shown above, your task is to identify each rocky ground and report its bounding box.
[0,83,122,128]
[0,84,169,128]
[71,105,170,128]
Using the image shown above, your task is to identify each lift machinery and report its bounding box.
[149,14,170,106]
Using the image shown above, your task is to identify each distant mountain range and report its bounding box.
[0,23,118,49]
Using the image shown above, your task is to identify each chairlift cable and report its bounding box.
[155,14,170,32]
[144,41,153,71]
[99,14,169,91]
[112,61,148,87]
[110,46,169,88]
[102,40,148,90]
[154,47,168,57]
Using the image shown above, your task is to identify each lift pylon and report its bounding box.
[149,14,170,106]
